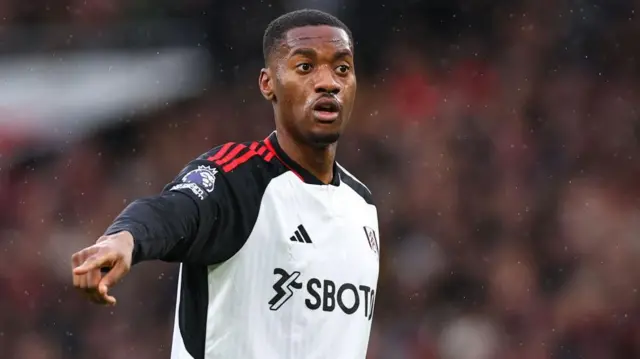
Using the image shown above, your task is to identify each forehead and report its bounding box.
[283,25,351,53]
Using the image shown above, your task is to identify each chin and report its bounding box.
[306,129,341,148]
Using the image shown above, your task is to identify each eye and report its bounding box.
[336,64,350,75]
[296,63,313,73]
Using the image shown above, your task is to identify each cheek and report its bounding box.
[344,83,357,108]
[280,83,309,110]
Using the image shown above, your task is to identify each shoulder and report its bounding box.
[196,140,274,172]
[195,140,288,181]
[169,140,287,198]
[165,140,287,264]
[336,163,374,206]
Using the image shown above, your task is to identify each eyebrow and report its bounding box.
[289,48,353,61]
[290,48,317,59]
[332,49,353,62]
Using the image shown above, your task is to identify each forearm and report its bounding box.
[105,192,200,264]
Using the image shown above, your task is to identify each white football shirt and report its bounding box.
[107,132,380,359]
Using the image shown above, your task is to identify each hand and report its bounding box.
[71,231,134,306]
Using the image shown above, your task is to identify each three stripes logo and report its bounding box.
[206,141,274,173]
[268,268,303,311]
[290,224,312,244]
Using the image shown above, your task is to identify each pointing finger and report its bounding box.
[100,292,117,306]
[98,262,127,295]
[84,288,116,306]
[92,289,116,306]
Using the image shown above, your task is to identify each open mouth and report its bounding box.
[312,98,340,122]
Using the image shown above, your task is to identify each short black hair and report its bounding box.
[262,9,354,63]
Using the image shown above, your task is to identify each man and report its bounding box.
[72,9,380,359]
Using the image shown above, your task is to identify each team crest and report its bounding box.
[363,226,379,255]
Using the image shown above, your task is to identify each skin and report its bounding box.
[71,24,357,305]
[259,25,356,183]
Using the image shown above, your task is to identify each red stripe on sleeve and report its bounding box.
[215,144,246,166]
[221,142,260,172]
[223,152,257,172]
[207,142,235,162]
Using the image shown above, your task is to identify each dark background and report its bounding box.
[1,0,640,358]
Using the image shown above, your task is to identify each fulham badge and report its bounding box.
[363,226,379,255]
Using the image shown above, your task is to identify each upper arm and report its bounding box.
[165,145,271,265]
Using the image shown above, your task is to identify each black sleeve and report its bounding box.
[105,158,254,266]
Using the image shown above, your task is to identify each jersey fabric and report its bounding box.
[105,131,380,359]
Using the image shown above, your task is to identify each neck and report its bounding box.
[275,129,337,184]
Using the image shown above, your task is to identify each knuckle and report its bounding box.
[94,243,112,254]
[71,251,84,263]
[88,243,103,251]
[95,236,109,244]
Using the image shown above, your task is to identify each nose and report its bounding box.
[314,67,341,95]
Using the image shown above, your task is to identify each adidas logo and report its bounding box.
[290,225,312,244]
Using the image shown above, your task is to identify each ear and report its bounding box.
[258,68,275,101]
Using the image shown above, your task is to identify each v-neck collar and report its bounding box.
[264,131,340,186]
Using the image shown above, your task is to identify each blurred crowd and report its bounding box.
[2,0,640,358]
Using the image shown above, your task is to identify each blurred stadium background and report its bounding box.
[1,0,640,358]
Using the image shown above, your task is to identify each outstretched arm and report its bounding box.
[105,190,204,264]
[71,161,233,305]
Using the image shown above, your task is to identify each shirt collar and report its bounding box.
[264,131,340,186]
